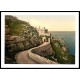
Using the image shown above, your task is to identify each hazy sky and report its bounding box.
[14,15,75,31]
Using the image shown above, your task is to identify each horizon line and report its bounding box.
[48,31,75,32]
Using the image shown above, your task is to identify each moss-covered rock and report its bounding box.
[5,15,42,64]
[50,39,75,64]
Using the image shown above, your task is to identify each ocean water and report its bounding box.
[50,31,75,56]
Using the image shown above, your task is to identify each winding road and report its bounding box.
[15,42,49,64]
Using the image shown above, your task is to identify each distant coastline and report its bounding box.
[49,31,75,32]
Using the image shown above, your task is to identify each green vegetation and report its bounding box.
[50,39,75,64]
[5,15,42,64]
[5,15,75,64]
[5,15,30,36]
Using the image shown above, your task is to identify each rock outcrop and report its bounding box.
[50,39,75,64]
[5,15,43,63]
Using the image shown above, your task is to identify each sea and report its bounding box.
[50,31,75,56]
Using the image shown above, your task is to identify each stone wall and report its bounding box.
[32,44,54,57]
[28,42,56,64]
[28,51,56,64]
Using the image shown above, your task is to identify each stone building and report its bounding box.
[35,26,50,43]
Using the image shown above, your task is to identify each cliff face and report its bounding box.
[5,15,43,63]
[50,39,75,64]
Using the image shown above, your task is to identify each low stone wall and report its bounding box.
[28,42,56,64]
[32,44,54,57]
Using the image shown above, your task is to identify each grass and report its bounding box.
[50,39,75,64]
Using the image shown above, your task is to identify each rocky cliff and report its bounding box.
[50,38,75,64]
[5,15,43,63]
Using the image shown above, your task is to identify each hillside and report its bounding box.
[5,15,43,63]
[50,38,75,64]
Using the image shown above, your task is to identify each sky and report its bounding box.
[14,15,75,31]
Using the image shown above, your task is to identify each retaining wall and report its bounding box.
[28,42,56,64]
[32,44,53,57]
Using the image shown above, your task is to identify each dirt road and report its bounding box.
[15,50,38,64]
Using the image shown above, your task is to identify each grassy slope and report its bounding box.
[5,17,30,36]
[50,40,75,64]
[5,15,41,63]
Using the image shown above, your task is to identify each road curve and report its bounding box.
[15,42,49,64]
[15,50,39,64]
